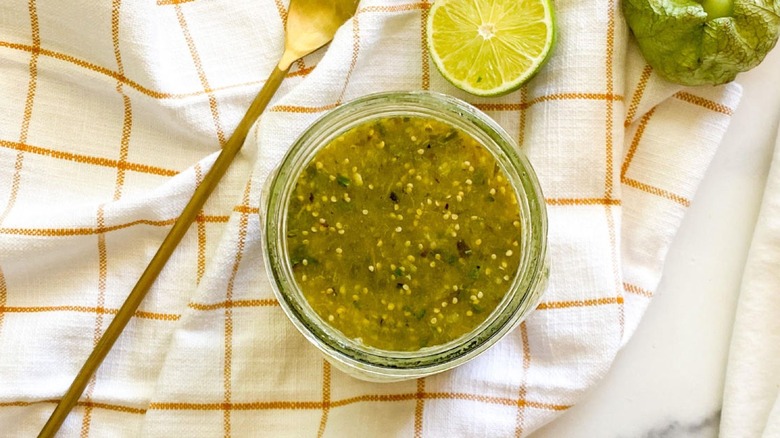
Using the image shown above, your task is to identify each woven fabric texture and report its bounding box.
[0,0,740,436]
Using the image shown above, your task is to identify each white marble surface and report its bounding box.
[532,47,780,437]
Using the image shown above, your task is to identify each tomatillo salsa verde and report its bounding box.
[285,116,522,351]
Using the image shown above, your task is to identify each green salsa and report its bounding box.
[285,116,522,351]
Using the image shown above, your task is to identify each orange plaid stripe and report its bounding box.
[157,0,195,5]
[674,91,734,115]
[1,305,180,321]
[623,282,653,298]
[0,139,179,177]
[316,361,332,438]
[537,296,624,310]
[517,85,529,147]
[623,177,691,207]
[513,322,533,437]
[624,64,653,127]
[146,391,569,412]
[0,390,571,416]
[546,198,621,206]
[0,400,147,415]
[604,0,626,342]
[0,215,229,237]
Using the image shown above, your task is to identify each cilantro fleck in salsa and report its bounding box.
[284,115,523,351]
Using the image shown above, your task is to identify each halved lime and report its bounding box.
[426,0,556,96]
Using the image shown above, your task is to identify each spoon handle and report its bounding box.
[39,64,290,438]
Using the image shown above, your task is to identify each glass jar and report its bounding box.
[261,91,549,382]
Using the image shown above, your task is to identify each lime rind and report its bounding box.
[427,0,557,97]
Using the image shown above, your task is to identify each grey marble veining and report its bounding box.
[628,411,720,438]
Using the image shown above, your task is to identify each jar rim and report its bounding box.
[262,91,548,380]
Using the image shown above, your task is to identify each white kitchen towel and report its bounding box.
[0,0,741,436]
[720,123,780,438]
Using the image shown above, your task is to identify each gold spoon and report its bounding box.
[38,1,359,436]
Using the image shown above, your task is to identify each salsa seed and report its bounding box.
[336,248,343,254]
[506,250,513,256]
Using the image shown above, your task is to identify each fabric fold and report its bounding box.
[720,123,780,438]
